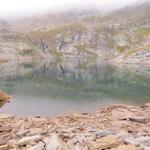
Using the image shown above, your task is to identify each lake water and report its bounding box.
[0,58,150,117]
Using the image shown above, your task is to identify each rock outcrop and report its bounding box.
[0,2,150,64]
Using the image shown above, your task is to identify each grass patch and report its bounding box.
[49,51,64,57]
[74,44,96,56]
[29,23,85,40]
[117,46,126,53]
[137,28,150,35]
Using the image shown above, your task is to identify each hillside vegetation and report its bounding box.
[0,1,150,64]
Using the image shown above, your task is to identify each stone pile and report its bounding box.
[0,103,150,150]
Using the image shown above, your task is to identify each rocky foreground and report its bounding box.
[0,103,150,150]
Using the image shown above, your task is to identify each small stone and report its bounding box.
[28,142,45,150]
[0,114,14,120]
[115,130,129,138]
[70,133,76,139]
[96,130,113,138]
[30,128,43,135]
[0,125,12,132]
[118,144,136,150]
[143,103,150,108]
[71,137,78,144]
[124,137,139,146]
[0,144,9,150]
[76,134,85,144]
[135,136,150,144]
[8,139,17,149]
[86,127,96,133]
[44,134,65,150]
[124,136,150,146]
[140,145,150,150]
[60,132,70,139]
[17,135,42,146]
[0,138,7,145]
[16,129,29,137]
[98,135,123,149]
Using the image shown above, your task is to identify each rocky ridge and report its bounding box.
[0,2,150,64]
[0,103,150,150]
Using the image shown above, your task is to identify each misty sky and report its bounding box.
[0,0,141,18]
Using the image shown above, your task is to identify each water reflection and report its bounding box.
[0,58,150,116]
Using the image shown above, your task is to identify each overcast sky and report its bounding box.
[0,0,141,19]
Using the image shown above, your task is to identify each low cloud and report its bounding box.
[0,0,143,18]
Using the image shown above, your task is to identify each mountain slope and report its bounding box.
[0,1,150,64]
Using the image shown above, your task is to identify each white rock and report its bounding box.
[76,134,85,144]
[44,134,64,150]
[96,130,113,138]
[16,129,29,137]
[124,136,150,146]
[17,135,42,146]
[140,145,150,150]
[135,136,150,144]
[28,142,45,150]
[124,137,139,146]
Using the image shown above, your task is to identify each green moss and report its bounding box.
[29,23,85,40]
[49,51,64,58]
[108,41,115,49]
[137,28,150,35]
[117,46,126,53]
[74,44,87,51]
[74,44,96,56]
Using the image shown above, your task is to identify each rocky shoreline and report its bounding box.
[0,103,150,150]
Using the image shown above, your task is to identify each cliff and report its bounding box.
[0,2,149,64]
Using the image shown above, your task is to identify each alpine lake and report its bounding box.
[0,57,150,117]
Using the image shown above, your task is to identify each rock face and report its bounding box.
[0,2,150,64]
[0,103,150,149]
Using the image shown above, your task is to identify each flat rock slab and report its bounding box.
[0,103,150,150]
[17,135,42,146]
[0,114,14,120]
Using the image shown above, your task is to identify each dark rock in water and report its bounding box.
[0,91,10,102]
[0,101,6,109]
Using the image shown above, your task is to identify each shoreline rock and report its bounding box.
[0,91,11,102]
[0,103,150,149]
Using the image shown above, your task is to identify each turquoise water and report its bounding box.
[0,58,150,116]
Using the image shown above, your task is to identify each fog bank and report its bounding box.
[0,0,146,19]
